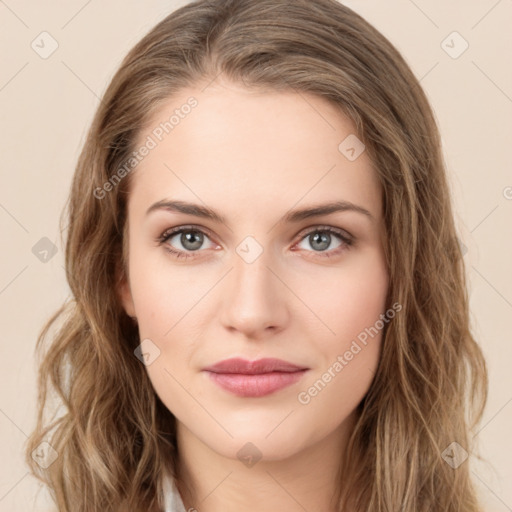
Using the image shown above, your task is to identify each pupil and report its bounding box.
[311,232,330,251]
[182,231,203,250]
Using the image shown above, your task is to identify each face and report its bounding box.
[118,78,389,462]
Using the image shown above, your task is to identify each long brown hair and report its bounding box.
[26,0,488,510]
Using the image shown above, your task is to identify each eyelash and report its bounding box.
[156,224,354,260]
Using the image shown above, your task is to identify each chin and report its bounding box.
[195,417,317,462]
[213,434,306,463]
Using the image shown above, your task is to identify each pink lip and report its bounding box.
[202,358,309,397]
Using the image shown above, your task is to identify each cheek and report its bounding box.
[128,246,203,334]
[296,248,389,348]
[127,248,209,388]
[296,253,388,424]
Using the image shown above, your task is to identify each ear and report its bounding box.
[115,263,136,319]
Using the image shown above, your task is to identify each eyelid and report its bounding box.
[294,224,353,242]
[159,224,216,242]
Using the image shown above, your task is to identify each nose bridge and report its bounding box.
[220,238,287,336]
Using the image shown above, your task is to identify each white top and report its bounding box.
[162,472,187,512]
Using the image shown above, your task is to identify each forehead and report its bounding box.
[128,80,381,222]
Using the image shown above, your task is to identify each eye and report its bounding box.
[157,226,218,260]
[293,226,353,258]
[157,225,354,260]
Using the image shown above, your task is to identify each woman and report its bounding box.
[26,0,488,510]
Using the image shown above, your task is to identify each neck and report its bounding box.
[174,411,358,512]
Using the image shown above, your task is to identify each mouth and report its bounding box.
[202,357,309,397]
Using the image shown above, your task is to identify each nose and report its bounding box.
[219,248,289,340]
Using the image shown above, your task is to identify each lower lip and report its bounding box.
[205,370,308,397]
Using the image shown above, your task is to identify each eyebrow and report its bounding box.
[145,199,374,224]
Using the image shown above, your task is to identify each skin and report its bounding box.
[118,78,389,512]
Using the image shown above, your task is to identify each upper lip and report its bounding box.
[203,357,308,375]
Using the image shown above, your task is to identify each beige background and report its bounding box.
[0,1,511,510]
